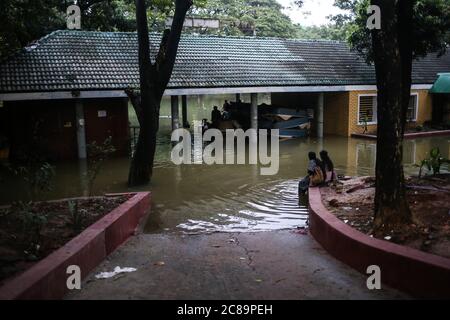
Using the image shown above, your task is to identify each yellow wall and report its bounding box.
[415,89,433,125]
[324,92,350,136]
[344,89,434,137]
[348,90,378,135]
[273,88,434,137]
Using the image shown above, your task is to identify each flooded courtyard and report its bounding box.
[1,95,449,234]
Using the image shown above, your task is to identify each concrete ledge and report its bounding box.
[0,192,151,300]
[308,187,450,299]
[352,129,450,140]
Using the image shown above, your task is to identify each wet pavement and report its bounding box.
[66,230,408,300]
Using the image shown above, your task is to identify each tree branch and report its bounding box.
[156,29,171,72]
[136,0,154,95]
[125,87,143,126]
[156,0,193,95]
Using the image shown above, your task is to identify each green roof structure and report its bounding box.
[430,73,450,94]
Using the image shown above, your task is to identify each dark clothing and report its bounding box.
[211,109,222,125]
[298,176,310,194]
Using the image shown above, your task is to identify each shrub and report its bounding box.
[416,147,450,178]
[12,201,48,258]
[86,136,116,197]
[68,200,88,232]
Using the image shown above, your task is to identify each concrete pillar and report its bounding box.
[181,95,188,128]
[75,101,87,159]
[78,159,88,196]
[251,93,258,130]
[316,93,324,138]
[171,95,180,131]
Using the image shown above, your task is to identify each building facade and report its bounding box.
[0,31,449,160]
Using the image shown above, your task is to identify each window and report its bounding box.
[358,93,419,124]
[358,95,377,124]
[407,94,418,121]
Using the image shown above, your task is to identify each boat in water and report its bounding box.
[215,102,312,139]
[258,104,311,138]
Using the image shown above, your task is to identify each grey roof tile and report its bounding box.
[0,30,449,93]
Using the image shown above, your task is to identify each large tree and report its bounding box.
[127,0,192,186]
[334,0,449,232]
[371,0,414,230]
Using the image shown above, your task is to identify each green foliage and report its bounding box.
[0,0,65,60]
[86,136,116,197]
[0,0,140,60]
[192,0,297,37]
[9,162,55,201]
[295,24,350,41]
[332,0,450,62]
[362,114,369,133]
[68,200,88,232]
[416,147,450,177]
[1,0,298,60]
[11,201,48,257]
[27,163,55,198]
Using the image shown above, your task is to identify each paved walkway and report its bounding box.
[66,230,408,299]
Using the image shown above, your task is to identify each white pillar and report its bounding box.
[75,101,87,159]
[251,93,258,129]
[171,95,180,131]
[316,93,324,138]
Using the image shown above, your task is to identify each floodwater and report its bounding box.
[1,94,449,234]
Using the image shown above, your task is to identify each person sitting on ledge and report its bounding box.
[298,152,325,195]
[320,150,337,183]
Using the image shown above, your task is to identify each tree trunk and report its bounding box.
[128,96,161,185]
[128,0,155,186]
[371,0,413,231]
[128,0,192,187]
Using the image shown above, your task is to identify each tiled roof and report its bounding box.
[0,30,449,93]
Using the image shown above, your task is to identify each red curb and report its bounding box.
[90,192,150,255]
[352,130,450,140]
[308,187,450,299]
[0,192,151,300]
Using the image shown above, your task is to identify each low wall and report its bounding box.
[351,129,450,140]
[0,192,151,300]
[308,187,450,299]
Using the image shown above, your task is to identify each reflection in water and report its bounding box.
[0,95,449,234]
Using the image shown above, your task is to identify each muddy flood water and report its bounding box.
[1,95,449,234]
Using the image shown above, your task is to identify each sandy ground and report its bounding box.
[66,230,408,300]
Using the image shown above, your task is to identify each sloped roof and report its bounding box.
[430,73,450,93]
[0,30,449,93]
